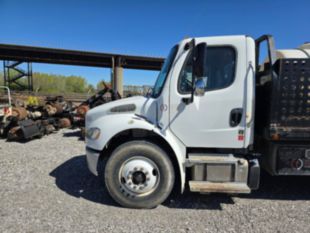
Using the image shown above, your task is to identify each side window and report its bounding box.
[178,46,236,93]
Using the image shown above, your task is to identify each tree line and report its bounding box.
[32,72,96,93]
[1,71,150,96]
[0,71,102,94]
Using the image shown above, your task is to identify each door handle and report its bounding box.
[230,108,243,127]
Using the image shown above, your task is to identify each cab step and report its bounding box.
[187,153,239,165]
[189,181,251,194]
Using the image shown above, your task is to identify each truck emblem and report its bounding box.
[160,104,168,112]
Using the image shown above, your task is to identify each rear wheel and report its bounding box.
[104,140,175,208]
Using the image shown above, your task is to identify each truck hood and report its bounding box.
[85,96,157,125]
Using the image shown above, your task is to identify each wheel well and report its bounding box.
[100,128,181,193]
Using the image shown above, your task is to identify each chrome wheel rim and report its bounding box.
[119,156,160,197]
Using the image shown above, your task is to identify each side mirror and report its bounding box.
[194,79,205,96]
[182,41,207,105]
[193,43,207,78]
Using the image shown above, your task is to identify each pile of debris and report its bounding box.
[0,82,121,141]
[2,96,74,141]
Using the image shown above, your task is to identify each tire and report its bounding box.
[104,140,175,209]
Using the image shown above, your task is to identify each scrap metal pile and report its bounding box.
[0,82,121,141]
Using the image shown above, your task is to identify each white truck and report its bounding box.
[85,35,310,208]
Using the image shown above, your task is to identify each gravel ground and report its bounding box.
[1,129,310,233]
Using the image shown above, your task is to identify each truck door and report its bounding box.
[169,36,255,148]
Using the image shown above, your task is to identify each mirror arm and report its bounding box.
[188,39,196,104]
[182,39,207,105]
[190,74,195,104]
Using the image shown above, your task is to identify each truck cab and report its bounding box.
[85,35,310,208]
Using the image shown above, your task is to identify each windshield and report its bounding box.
[152,45,178,98]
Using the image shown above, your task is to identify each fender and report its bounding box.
[87,113,187,192]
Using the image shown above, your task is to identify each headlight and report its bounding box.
[86,127,101,140]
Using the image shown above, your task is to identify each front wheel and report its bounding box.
[104,140,175,209]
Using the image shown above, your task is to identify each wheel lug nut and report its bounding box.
[145,171,149,175]
[128,181,132,185]
[134,167,138,171]
[133,186,137,189]
[139,186,144,190]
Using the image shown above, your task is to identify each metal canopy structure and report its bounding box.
[3,61,33,91]
[0,44,164,70]
[0,43,165,95]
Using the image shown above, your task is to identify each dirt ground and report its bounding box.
[1,129,310,233]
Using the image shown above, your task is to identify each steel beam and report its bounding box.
[0,43,164,70]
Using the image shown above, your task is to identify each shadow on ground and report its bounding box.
[50,155,116,207]
[50,155,310,210]
[62,130,84,141]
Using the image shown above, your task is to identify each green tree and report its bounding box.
[0,72,3,86]
[96,80,111,90]
[1,69,97,94]
[65,75,88,93]
[86,84,96,93]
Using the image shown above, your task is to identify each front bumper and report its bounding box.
[86,147,101,176]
